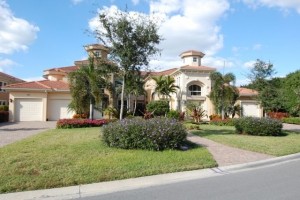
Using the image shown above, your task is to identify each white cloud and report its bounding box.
[0,0,39,54]
[252,43,262,50]
[22,76,45,82]
[243,60,256,68]
[242,0,300,14]
[71,0,84,5]
[132,0,140,5]
[89,1,230,70]
[0,58,17,72]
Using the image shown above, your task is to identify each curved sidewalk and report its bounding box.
[187,133,274,166]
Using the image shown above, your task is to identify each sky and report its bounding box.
[1,0,300,85]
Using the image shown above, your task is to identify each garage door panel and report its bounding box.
[15,98,43,121]
[48,99,74,121]
[242,102,259,117]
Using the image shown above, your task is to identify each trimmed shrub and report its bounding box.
[0,111,9,122]
[146,100,169,116]
[234,117,283,136]
[56,119,108,129]
[167,110,180,120]
[0,105,8,111]
[282,117,300,125]
[102,117,187,151]
[210,118,235,126]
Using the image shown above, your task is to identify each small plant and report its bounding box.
[167,110,180,119]
[186,102,207,123]
[0,105,8,111]
[102,117,187,151]
[56,119,108,129]
[146,100,169,116]
[268,112,289,120]
[234,117,283,136]
[72,113,88,119]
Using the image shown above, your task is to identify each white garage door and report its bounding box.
[242,102,260,117]
[15,98,43,121]
[47,99,74,121]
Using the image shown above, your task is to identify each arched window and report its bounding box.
[189,85,201,96]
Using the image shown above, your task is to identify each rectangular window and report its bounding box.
[193,57,197,62]
[0,100,7,105]
[95,51,101,57]
[0,82,7,92]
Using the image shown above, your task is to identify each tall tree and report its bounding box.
[94,8,162,120]
[282,70,300,116]
[209,72,238,120]
[153,75,179,100]
[68,57,116,119]
[247,59,278,113]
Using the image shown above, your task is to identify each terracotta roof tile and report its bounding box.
[45,66,79,73]
[180,65,216,71]
[0,71,25,82]
[141,68,178,77]
[238,87,258,96]
[4,80,69,91]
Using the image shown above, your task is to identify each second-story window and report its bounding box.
[193,57,197,62]
[95,51,101,57]
[0,82,7,92]
[189,85,201,96]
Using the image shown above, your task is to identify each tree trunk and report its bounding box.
[119,75,125,120]
[89,99,94,120]
[133,96,137,116]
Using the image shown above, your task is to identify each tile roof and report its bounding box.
[45,66,79,73]
[0,71,25,82]
[237,87,258,96]
[4,80,69,91]
[141,68,178,77]
[180,65,216,71]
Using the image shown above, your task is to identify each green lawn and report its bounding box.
[0,127,216,193]
[191,124,300,156]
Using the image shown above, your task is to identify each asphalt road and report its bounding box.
[79,159,300,200]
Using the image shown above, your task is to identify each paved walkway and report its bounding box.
[283,123,300,132]
[0,121,57,147]
[187,133,274,166]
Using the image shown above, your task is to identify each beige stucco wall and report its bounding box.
[9,91,48,122]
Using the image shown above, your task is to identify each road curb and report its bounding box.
[1,153,300,200]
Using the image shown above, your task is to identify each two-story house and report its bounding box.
[4,44,262,121]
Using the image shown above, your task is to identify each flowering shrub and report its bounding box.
[210,118,235,126]
[56,119,108,129]
[282,117,300,125]
[102,117,187,151]
[234,117,283,136]
[267,112,289,120]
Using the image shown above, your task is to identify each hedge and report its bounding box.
[102,117,187,151]
[234,117,283,136]
[56,119,108,129]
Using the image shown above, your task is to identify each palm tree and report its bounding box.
[68,57,115,119]
[153,75,179,100]
[125,74,146,116]
[209,72,239,120]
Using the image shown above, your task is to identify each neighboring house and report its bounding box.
[0,72,24,106]
[4,44,262,122]
[144,50,263,119]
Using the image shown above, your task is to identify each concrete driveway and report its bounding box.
[0,121,56,148]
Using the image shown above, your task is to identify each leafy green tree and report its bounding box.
[152,75,179,100]
[209,72,238,120]
[247,59,283,113]
[68,57,115,119]
[282,70,300,116]
[95,8,162,120]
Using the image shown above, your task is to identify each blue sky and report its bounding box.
[1,0,300,85]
